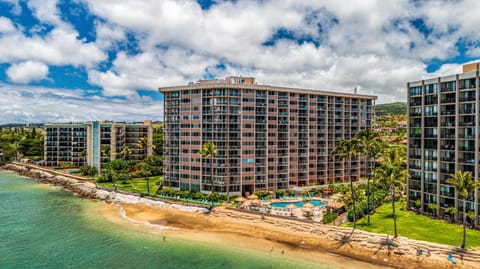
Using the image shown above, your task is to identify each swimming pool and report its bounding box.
[271,200,326,208]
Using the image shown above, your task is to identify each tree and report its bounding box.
[374,145,408,238]
[445,207,457,223]
[152,126,164,156]
[354,129,383,224]
[340,184,365,209]
[137,162,151,195]
[446,170,480,249]
[121,146,132,161]
[414,199,421,214]
[104,159,129,191]
[427,203,439,217]
[137,137,153,160]
[101,145,111,162]
[198,142,217,200]
[332,139,361,229]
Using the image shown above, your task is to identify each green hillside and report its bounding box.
[376,102,407,115]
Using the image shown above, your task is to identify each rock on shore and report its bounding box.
[2,163,208,213]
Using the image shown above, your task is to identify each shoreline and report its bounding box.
[2,163,479,269]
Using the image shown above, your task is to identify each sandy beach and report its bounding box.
[98,203,388,269]
[99,203,477,269]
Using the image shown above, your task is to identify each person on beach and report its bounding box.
[281,250,284,255]
[416,247,423,256]
[270,247,274,252]
[426,249,431,257]
[163,236,166,242]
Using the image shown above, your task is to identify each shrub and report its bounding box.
[347,207,364,222]
[322,213,338,224]
[80,165,98,177]
[96,176,109,183]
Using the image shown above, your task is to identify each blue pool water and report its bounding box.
[271,200,326,208]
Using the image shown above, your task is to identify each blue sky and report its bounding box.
[0,0,480,123]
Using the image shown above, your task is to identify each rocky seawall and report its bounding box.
[2,163,208,213]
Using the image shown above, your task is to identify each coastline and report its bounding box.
[2,163,479,269]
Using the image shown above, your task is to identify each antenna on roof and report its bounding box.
[354,86,358,95]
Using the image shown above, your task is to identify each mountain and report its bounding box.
[375,102,407,115]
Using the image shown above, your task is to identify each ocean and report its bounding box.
[0,170,328,269]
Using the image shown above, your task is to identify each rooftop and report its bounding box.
[159,76,377,99]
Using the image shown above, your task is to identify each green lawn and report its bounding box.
[343,202,480,248]
[98,176,162,196]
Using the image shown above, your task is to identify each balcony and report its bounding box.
[459,159,475,164]
[460,109,475,114]
[409,164,421,169]
[441,122,455,127]
[441,98,456,103]
[440,110,455,115]
[410,101,422,106]
[460,96,476,102]
[440,191,455,198]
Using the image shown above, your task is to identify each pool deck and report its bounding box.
[246,197,329,222]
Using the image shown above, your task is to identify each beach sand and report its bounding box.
[98,203,475,269]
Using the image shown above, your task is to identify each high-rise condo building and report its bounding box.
[160,77,376,196]
[44,120,153,170]
[407,62,480,223]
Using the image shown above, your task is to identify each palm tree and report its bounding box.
[198,142,217,199]
[137,162,151,195]
[80,150,88,164]
[137,137,153,160]
[427,203,439,217]
[354,129,383,224]
[374,145,408,238]
[101,145,110,162]
[121,146,132,161]
[332,139,361,228]
[445,206,457,223]
[446,170,480,249]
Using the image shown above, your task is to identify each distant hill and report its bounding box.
[376,102,407,115]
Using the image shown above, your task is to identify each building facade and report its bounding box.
[160,77,376,196]
[407,62,480,222]
[44,120,153,170]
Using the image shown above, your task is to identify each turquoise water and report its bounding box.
[0,171,325,269]
[271,200,326,208]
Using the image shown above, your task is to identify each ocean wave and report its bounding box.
[115,205,178,231]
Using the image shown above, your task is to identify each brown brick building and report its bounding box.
[160,77,376,196]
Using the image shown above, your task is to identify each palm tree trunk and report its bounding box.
[146,173,150,195]
[366,155,371,224]
[349,157,356,229]
[461,199,466,249]
[211,155,214,206]
[391,185,397,237]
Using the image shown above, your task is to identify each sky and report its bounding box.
[1,0,480,124]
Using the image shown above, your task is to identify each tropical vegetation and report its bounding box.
[332,139,361,228]
[446,170,480,249]
[344,202,480,248]
[0,127,44,161]
[198,142,217,194]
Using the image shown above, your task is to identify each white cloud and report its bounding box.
[0,27,106,67]
[6,61,49,83]
[3,0,480,123]
[0,16,16,33]
[0,83,163,124]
